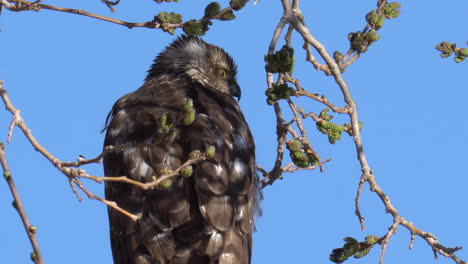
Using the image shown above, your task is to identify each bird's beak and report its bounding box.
[230,80,241,101]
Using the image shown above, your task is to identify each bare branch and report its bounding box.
[379,218,401,264]
[354,177,366,230]
[258,103,288,188]
[100,0,120,13]
[3,0,169,29]
[72,178,139,222]
[0,142,44,264]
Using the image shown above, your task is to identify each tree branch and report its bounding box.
[0,142,44,264]
[3,0,169,29]
[262,1,467,263]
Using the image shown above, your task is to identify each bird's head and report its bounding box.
[147,35,241,100]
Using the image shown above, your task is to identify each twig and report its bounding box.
[409,232,416,249]
[258,103,288,188]
[354,177,366,230]
[341,0,388,66]
[379,217,401,264]
[100,0,119,13]
[2,0,244,33]
[0,143,44,264]
[282,158,331,173]
[72,178,139,221]
[303,41,331,74]
[3,0,172,29]
[288,77,348,114]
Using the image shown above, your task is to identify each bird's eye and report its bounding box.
[220,68,228,79]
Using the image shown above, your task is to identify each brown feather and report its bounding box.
[104,35,260,264]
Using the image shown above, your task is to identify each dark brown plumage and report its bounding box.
[103,35,260,264]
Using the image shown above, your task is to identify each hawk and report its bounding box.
[103,35,260,264]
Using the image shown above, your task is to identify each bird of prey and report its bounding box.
[103,35,260,264]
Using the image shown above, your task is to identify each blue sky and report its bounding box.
[1,0,467,263]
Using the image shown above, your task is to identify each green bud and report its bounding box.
[435,41,456,58]
[454,56,465,63]
[266,83,294,102]
[155,12,182,24]
[183,98,194,111]
[290,151,309,168]
[264,45,295,73]
[319,108,333,121]
[155,12,182,35]
[230,0,248,11]
[343,244,358,257]
[354,247,371,259]
[151,176,157,181]
[159,113,167,127]
[189,150,202,160]
[219,10,236,21]
[159,168,173,175]
[382,2,401,19]
[183,109,196,125]
[334,51,344,63]
[328,131,342,144]
[364,235,380,245]
[458,48,468,57]
[308,154,319,166]
[317,120,344,144]
[164,131,177,143]
[3,171,11,179]
[366,30,380,42]
[159,179,172,189]
[28,225,37,234]
[264,88,274,97]
[183,20,212,36]
[287,140,303,152]
[329,248,347,263]
[206,145,216,159]
[180,166,193,178]
[349,31,372,53]
[182,99,196,125]
[30,252,38,263]
[366,10,385,30]
[205,2,221,17]
[329,236,362,263]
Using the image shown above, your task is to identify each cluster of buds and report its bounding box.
[346,2,400,54]
[154,12,182,34]
[329,235,380,263]
[366,2,401,30]
[264,83,296,105]
[436,42,468,63]
[264,45,295,74]
[287,140,319,168]
[156,146,215,189]
[348,30,380,54]
[316,108,346,144]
